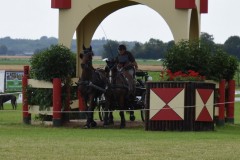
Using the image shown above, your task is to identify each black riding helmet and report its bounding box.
[118,44,126,51]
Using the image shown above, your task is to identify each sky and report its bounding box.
[0,0,239,44]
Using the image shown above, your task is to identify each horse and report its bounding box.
[77,45,109,128]
[105,59,136,128]
[0,94,17,110]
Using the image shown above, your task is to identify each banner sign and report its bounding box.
[5,71,24,92]
[0,70,5,93]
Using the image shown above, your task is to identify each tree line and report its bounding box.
[0,33,240,59]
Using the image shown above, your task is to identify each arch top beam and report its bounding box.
[51,0,208,13]
[51,0,71,9]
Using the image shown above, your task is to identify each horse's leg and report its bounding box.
[103,98,109,126]
[128,94,135,121]
[11,98,17,110]
[109,111,114,125]
[119,95,126,128]
[85,96,97,128]
[119,111,126,128]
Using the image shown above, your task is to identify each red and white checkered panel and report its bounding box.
[195,89,214,121]
[149,88,185,121]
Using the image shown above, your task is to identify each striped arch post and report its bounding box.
[53,78,62,127]
[22,66,31,124]
[226,80,235,123]
[217,79,225,126]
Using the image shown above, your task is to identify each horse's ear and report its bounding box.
[79,53,83,59]
[83,45,86,50]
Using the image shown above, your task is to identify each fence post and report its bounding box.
[217,79,225,126]
[22,66,31,124]
[226,80,235,123]
[78,90,85,111]
[53,78,62,127]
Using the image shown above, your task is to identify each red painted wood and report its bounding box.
[22,66,30,121]
[200,0,208,13]
[78,90,85,111]
[22,75,29,118]
[53,78,62,119]
[197,89,213,103]
[218,79,225,121]
[196,107,213,121]
[175,0,196,9]
[24,66,29,77]
[151,88,184,104]
[151,105,183,121]
[227,80,235,119]
[51,0,71,9]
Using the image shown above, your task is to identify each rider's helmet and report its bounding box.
[118,44,126,51]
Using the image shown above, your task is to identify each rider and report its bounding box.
[116,44,138,78]
[115,44,138,120]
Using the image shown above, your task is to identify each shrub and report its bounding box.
[30,44,76,83]
[28,44,76,110]
[163,40,239,81]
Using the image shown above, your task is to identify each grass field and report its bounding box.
[1,56,240,159]
[1,103,240,160]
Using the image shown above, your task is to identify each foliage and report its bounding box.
[163,40,211,77]
[160,69,205,81]
[28,44,76,110]
[102,40,119,59]
[30,44,76,83]
[0,44,8,55]
[163,39,239,81]
[224,35,240,59]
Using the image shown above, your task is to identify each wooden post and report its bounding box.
[53,78,62,127]
[226,80,235,123]
[78,90,85,111]
[77,90,86,119]
[22,66,31,124]
[63,85,71,122]
[217,79,225,126]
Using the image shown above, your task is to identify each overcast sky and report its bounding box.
[0,0,239,44]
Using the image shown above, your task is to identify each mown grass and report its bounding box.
[1,57,240,159]
[1,103,240,160]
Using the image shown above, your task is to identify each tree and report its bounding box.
[200,32,215,46]
[224,36,240,59]
[0,45,8,55]
[102,40,119,59]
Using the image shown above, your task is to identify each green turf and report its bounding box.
[1,103,240,160]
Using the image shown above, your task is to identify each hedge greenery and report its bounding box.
[28,44,77,110]
[163,40,239,81]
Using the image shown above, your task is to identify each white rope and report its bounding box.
[0,101,237,113]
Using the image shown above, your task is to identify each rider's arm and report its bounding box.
[128,52,138,70]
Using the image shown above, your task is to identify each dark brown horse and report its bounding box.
[0,94,17,110]
[77,46,109,128]
[105,60,136,128]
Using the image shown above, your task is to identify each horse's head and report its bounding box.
[106,59,116,70]
[80,45,94,69]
